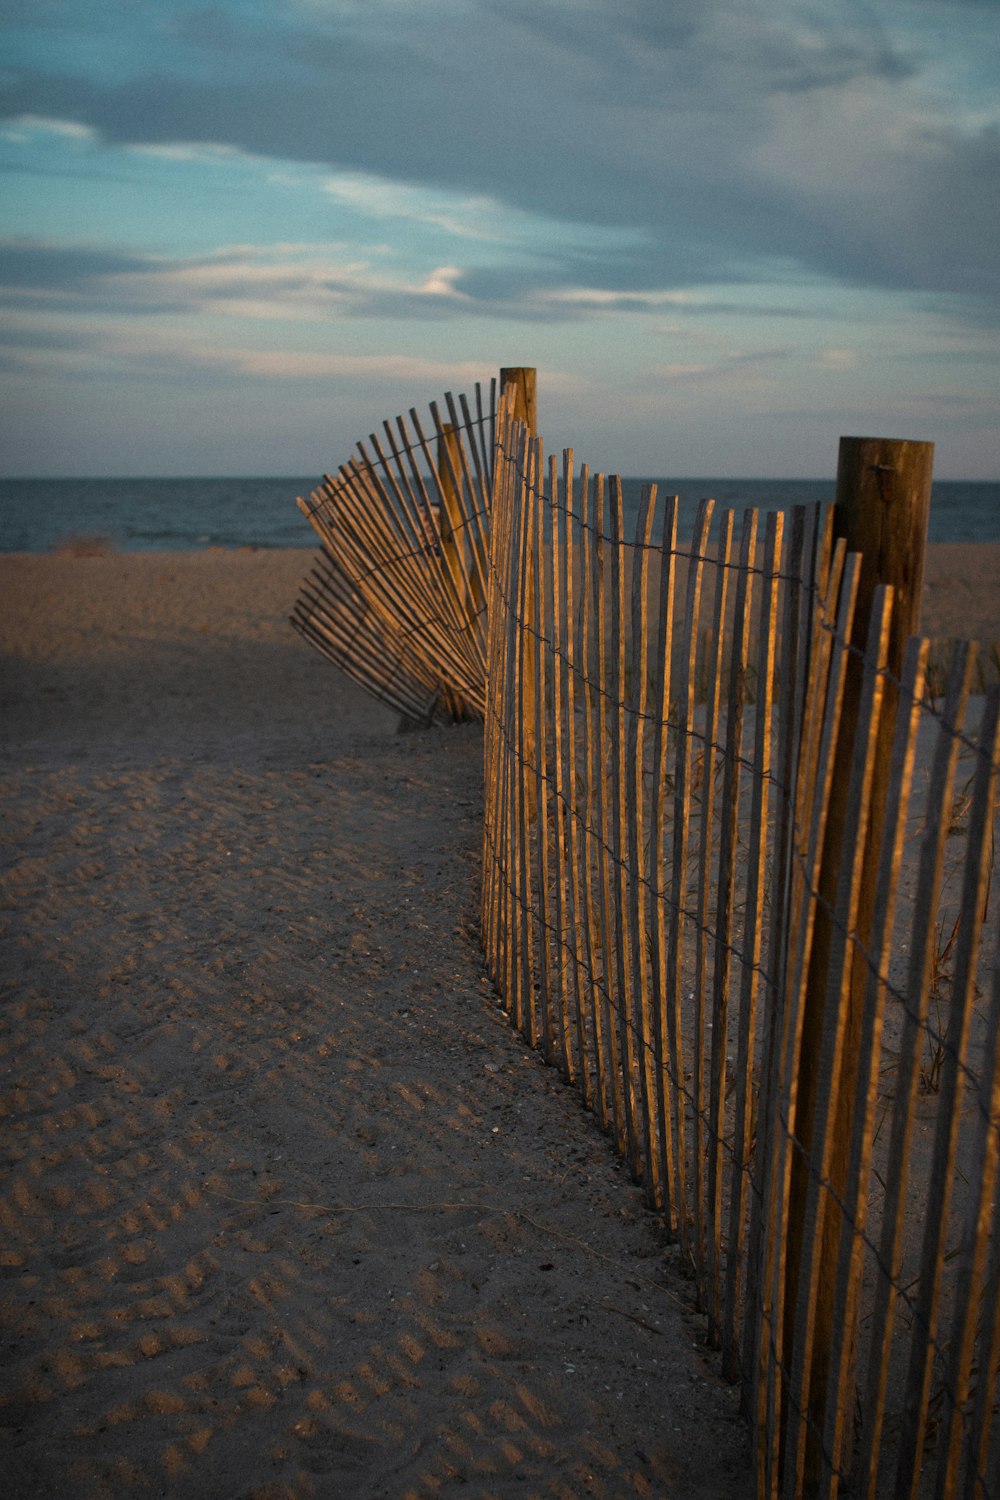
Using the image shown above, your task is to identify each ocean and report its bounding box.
[0,476,997,553]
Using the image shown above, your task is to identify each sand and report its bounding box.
[1,543,996,1500]
[1,548,752,1500]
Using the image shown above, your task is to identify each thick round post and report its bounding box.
[833,436,934,676]
[786,436,933,1491]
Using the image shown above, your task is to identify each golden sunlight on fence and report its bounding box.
[294,373,1000,1498]
[482,390,1000,1499]
[291,384,497,724]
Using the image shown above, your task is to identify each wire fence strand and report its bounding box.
[294,384,1000,1499]
[483,401,1000,1500]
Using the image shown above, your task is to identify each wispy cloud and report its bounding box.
[1,1,997,476]
[2,114,98,143]
[3,1,997,300]
[0,238,480,320]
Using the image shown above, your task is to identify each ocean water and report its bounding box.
[0,475,997,553]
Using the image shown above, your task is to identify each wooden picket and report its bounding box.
[291,381,496,722]
[481,397,1000,1499]
[293,375,999,1498]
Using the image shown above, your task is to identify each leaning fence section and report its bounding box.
[292,382,497,723]
[482,399,1000,1498]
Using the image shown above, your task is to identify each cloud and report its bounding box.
[816,348,858,370]
[201,349,489,384]
[2,113,98,143]
[0,238,488,322]
[2,235,707,326]
[2,0,998,306]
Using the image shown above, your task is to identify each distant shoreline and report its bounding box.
[2,476,999,553]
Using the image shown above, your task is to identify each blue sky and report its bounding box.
[1,0,998,478]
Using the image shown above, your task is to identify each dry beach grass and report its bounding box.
[0,544,996,1498]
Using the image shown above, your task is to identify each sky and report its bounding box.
[1,0,998,479]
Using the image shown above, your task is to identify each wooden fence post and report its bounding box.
[499,367,537,437]
[785,436,933,1491]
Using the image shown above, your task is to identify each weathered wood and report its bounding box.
[578,465,616,1135]
[434,398,491,617]
[609,477,642,1178]
[562,453,592,1106]
[783,586,893,1499]
[953,880,1000,1500]
[856,644,976,1498]
[707,508,757,1341]
[666,498,715,1268]
[491,399,523,1019]
[499,366,537,435]
[591,475,628,1155]
[744,503,808,1437]
[514,434,540,1038]
[547,453,575,1078]
[898,677,1000,1500]
[694,510,734,1296]
[647,494,681,1231]
[787,437,934,1490]
[722,509,783,1380]
[317,377,1000,1500]
[496,410,522,1015]
[756,541,857,1495]
[818,636,931,1491]
[483,387,518,986]
[502,371,539,822]
[297,382,497,719]
[531,445,553,1056]
[627,485,660,1200]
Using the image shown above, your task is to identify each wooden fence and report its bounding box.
[294,379,1000,1497]
[483,391,1000,1498]
[291,382,497,723]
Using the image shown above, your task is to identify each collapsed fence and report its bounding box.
[294,375,1000,1498]
[291,383,497,724]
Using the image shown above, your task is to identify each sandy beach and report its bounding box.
[1,547,752,1500]
[1,543,997,1499]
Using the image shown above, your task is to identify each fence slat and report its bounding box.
[647,494,682,1233]
[818,634,932,1496]
[755,541,857,1497]
[783,585,893,1499]
[744,503,809,1452]
[956,899,1000,1500]
[931,683,1000,1500]
[628,485,660,1199]
[532,445,554,1057]
[495,421,520,1014]
[609,477,642,1178]
[707,508,758,1342]
[591,475,628,1155]
[548,453,576,1078]
[562,453,593,1107]
[722,508,783,1381]
[667,498,716,1269]
[900,679,1000,1500]
[515,436,542,1042]
[577,465,615,1135]
[694,509,735,1294]
[487,389,519,990]
[856,642,977,1498]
